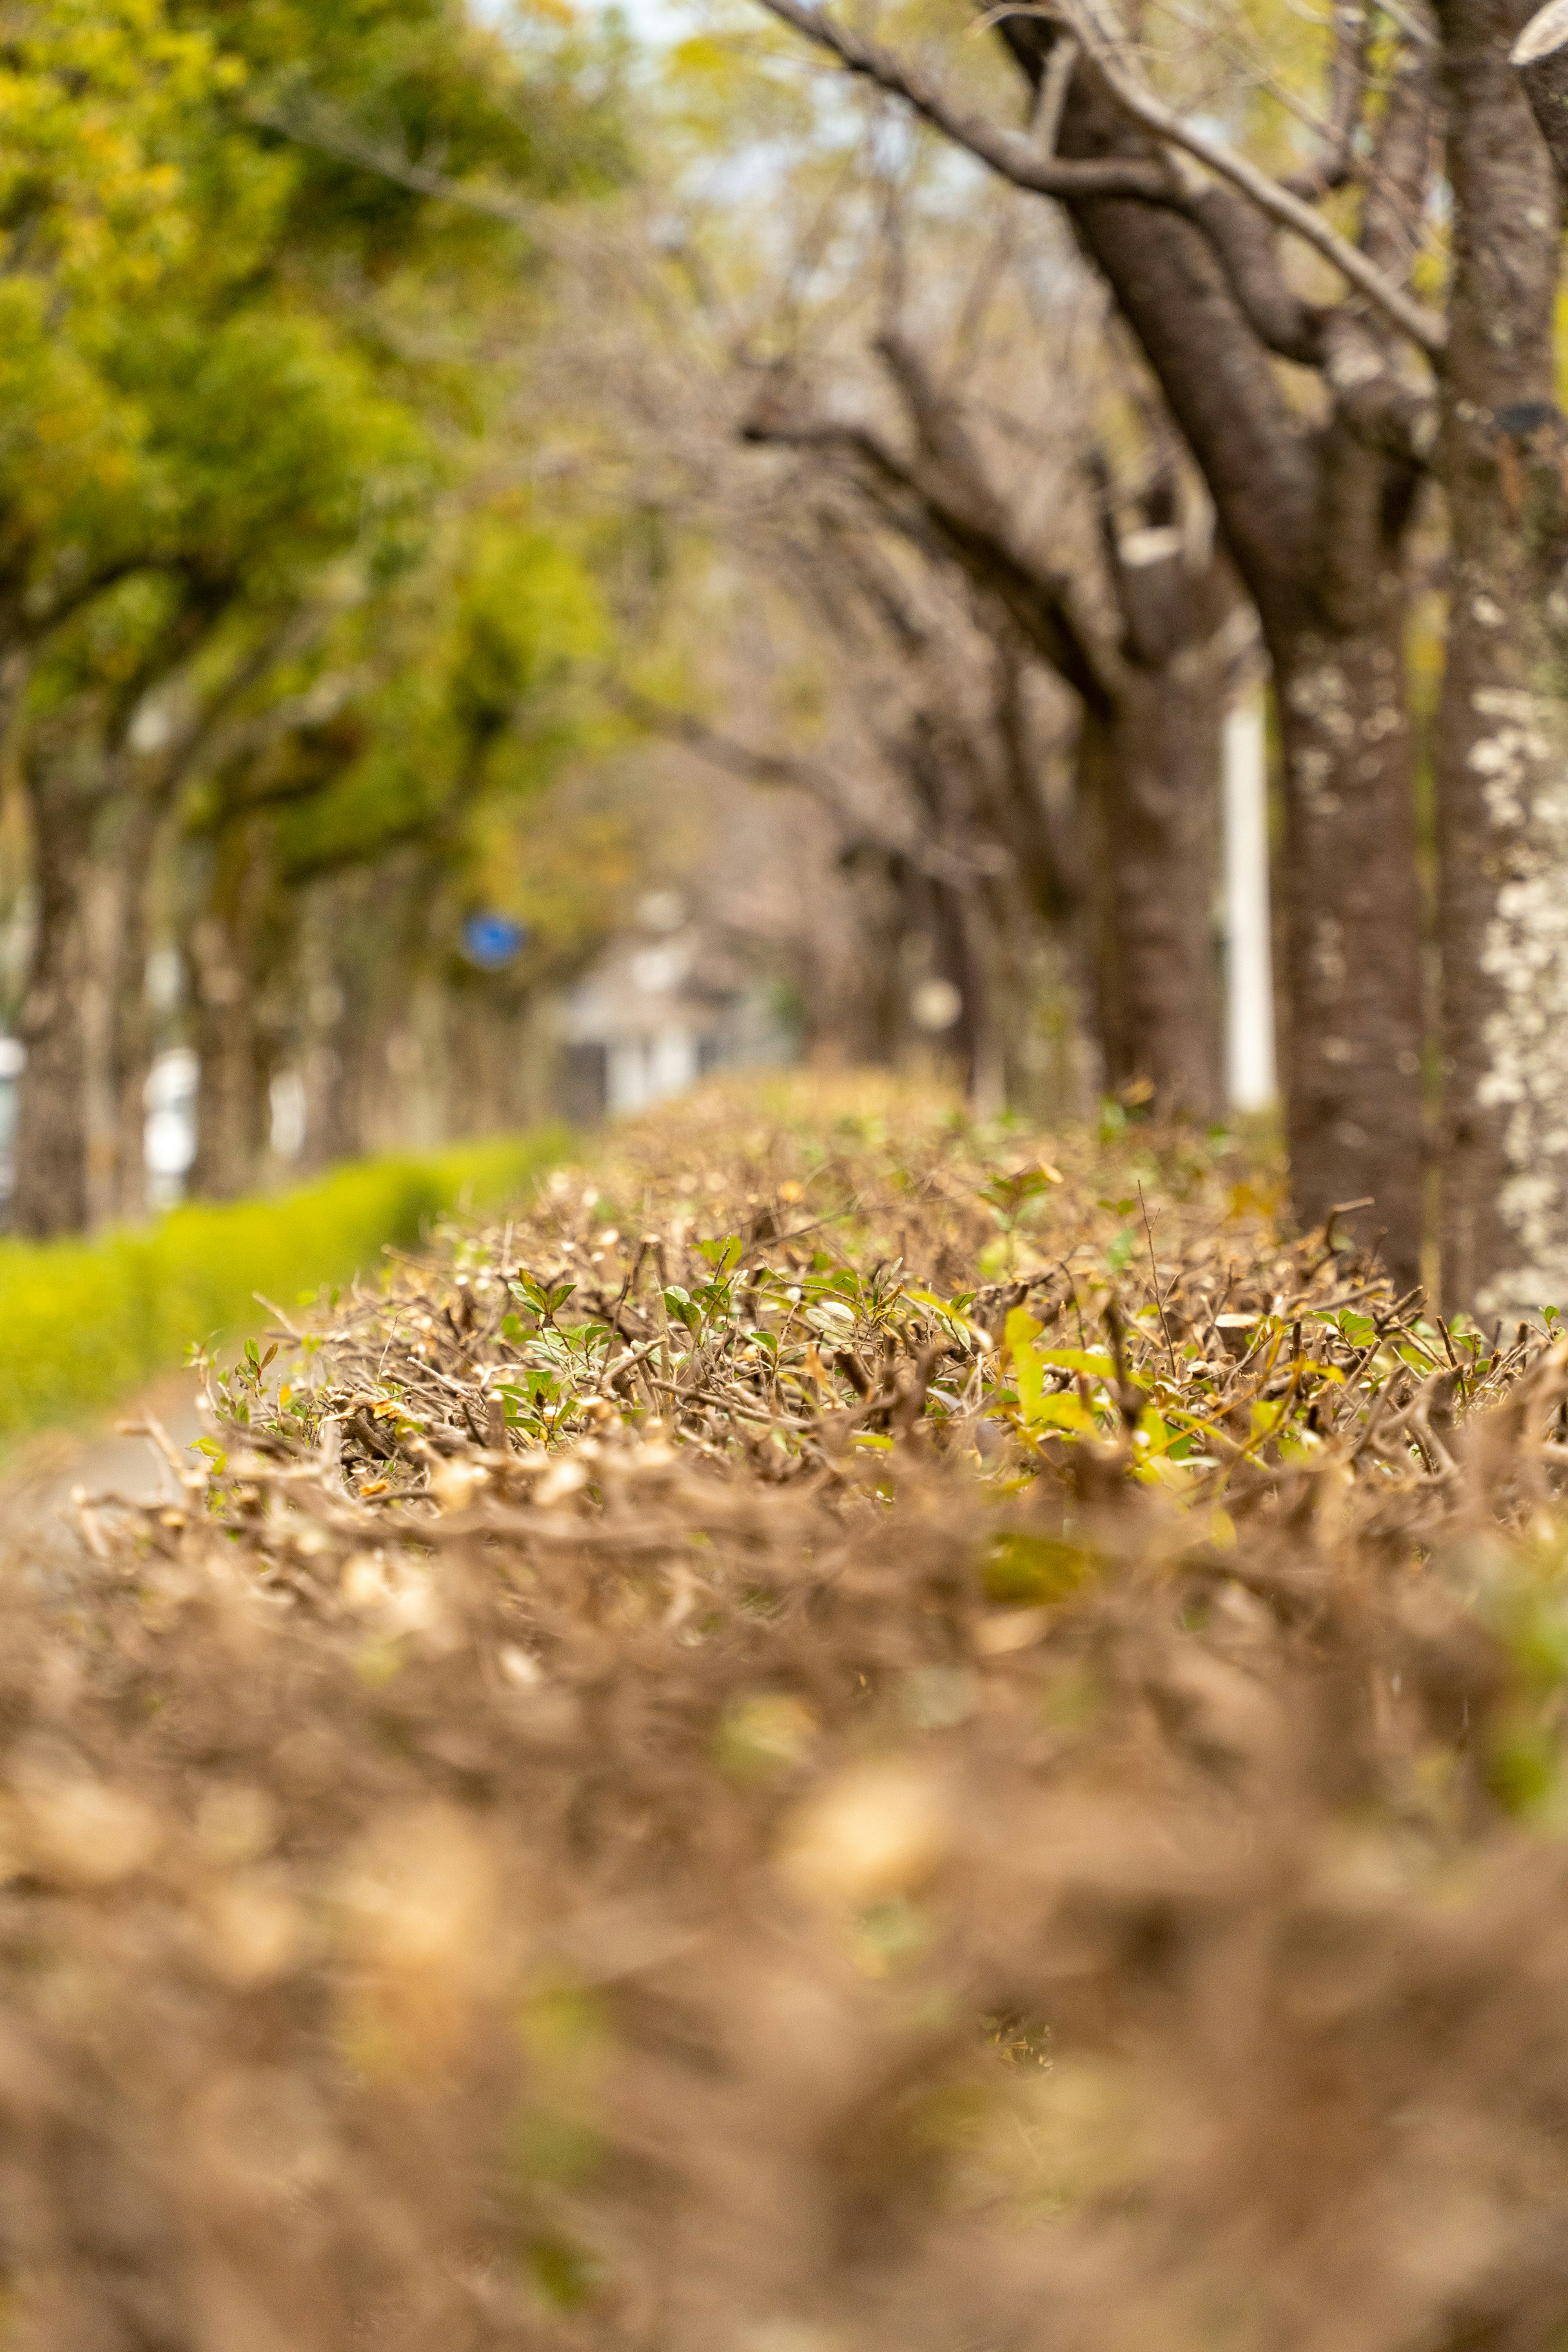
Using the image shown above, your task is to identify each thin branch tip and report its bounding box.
[1514,0,1568,63]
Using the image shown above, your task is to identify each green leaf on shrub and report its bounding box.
[525,2234,600,2310]
[982,1531,1096,1606]
[1485,1719,1560,1816]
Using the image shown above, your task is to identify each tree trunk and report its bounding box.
[1077,651,1225,1120]
[442,976,503,1141]
[189,827,271,1202]
[323,969,374,1163]
[933,869,997,1112]
[991,25,1428,1282]
[106,793,165,1223]
[295,873,408,1168]
[1272,604,1425,1289]
[835,850,908,1071]
[1515,0,1568,181]
[11,772,94,1238]
[1433,0,1568,1319]
[744,336,1227,1124]
[190,931,259,1201]
[892,712,1006,1107]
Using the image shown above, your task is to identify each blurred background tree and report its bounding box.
[0,0,631,1232]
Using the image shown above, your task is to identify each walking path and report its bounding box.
[0,1373,204,1551]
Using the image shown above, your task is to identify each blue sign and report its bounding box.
[462,913,527,971]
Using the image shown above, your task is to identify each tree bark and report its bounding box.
[1434,0,1567,1318]
[1273,606,1425,1286]
[1077,647,1225,1118]
[105,792,165,1223]
[294,870,428,1167]
[189,932,261,1201]
[316,971,373,1165]
[443,976,503,1141]
[11,770,93,1238]
[189,825,274,1201]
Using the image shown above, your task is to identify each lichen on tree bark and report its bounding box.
[1435,0,1568,1317]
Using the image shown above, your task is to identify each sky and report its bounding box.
[472,0,694,38]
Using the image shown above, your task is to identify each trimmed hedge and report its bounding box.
[0,1127,569,1437]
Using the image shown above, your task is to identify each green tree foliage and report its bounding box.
[0,0,632,1232]
[309,518,605,835]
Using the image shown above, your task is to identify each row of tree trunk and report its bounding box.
[755,0,1568,1315]
[994,0,1568,1315]
[745,338,1238,1138]
[7,786,549,1235]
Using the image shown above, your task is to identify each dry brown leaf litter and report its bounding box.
[7,1077,1568,2349]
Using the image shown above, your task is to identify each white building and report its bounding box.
[557,920,794,1120]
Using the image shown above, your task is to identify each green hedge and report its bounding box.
[0,1127,570,1438]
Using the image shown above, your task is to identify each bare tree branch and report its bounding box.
[752,0,1446,352]
[622,687,841,802]
[1052,0,1446,349]
[1032,29,1081,152]
[1321,312,1437,464]
[1279,0,1370,198]
[248,102,543,232]
[1184,185,1329,363]
[619,688,992,889]
[1358,0,1440,290]
[990,639,1084,917]
[742,372,1118,712]
[164,605,348,800]
[1514,0,1568,193]
[751,0,1175,200]
[1309,2,1439,464]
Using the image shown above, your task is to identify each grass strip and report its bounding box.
[0,1126,569,1437]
